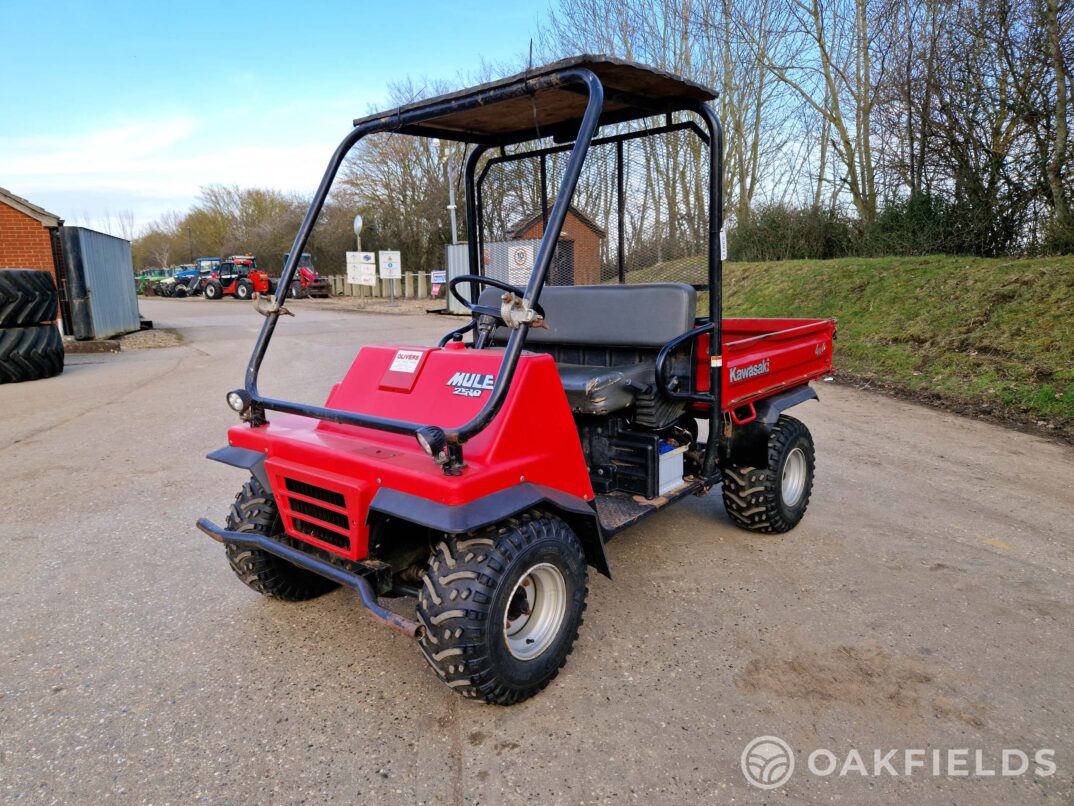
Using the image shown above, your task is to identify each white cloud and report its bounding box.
[0,110,344,231]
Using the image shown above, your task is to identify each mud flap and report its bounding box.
[206,445,270,491]
[368,483,611,578]
[723,384,818,468]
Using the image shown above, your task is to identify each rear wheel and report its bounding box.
[235,279,253,300]
[224,477,339,601]
[416,513,588,705]
[722,415,815,533]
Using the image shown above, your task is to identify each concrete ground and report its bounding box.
[1,297,1072,804]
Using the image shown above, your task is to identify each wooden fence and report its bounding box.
[325,272,445,300]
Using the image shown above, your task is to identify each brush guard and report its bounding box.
[195,517,423,639]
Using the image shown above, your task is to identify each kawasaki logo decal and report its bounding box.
[729,359,770,383]
[447,371,495,397]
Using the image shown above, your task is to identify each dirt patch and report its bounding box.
[468,730,488,746]
[736,645,988,729]
[119,328,184,350]
[832,371,1074,446]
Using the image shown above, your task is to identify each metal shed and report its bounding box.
[60,226,140,340]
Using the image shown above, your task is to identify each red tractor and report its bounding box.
[196,57,835,705]
[203,256,274,300]
[285,252,332,298]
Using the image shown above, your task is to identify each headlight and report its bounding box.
[415,425,446,458]
[226,389,251,412]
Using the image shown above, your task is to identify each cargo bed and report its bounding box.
[693,317,835,413]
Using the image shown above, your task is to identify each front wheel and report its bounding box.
[204,281,222,300]
[224,477,339,601]
[722,414,815,533]
[417,513,588,705]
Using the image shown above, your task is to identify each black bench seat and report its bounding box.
[479,283,696,415]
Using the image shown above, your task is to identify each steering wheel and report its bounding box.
[448,274,545,325]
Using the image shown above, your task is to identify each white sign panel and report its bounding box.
[430,270,447,284]
[346,251,377,286]
[379,250,402,279]
[389,349,423,373]
[509,244,534,272]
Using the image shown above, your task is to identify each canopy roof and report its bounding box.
[351,55,717,145]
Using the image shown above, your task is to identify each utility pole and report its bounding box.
[186,227,193,261]
[446,159,458,245]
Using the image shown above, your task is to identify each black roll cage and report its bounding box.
[243,66,724,477]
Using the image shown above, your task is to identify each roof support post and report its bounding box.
[449,67,605,444]
[693,101,725,480]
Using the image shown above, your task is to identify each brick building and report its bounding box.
[510,204,606,285]
[0,186,64,285]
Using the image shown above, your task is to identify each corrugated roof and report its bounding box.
[352,55,717,145]
[0,186,62,227]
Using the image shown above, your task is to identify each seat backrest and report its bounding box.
[479,282,696,348]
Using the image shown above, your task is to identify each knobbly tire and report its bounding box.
[0,324,64,383]
[235,280,253,300]
[722,414,815,533]
[224,477,339,601]
[416,513,588,705]
[204,281,222,300]
[0,269,58,327]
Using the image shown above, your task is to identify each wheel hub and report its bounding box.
[503,563,567,661]
[781,446,807,507]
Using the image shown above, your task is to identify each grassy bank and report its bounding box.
[720,255,1073,437]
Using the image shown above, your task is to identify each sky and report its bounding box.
[0,0,551,232]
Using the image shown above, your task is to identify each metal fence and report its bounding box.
[476,116,711,289]
[60,226,140,339]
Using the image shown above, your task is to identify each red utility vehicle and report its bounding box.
[285,252,332,298]
[204,256,274,300]
[196,57,835,705]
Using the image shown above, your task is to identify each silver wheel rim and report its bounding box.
[503,563,567,661]
[781,447,808,507]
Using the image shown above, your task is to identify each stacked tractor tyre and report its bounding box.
[0,269,64,384]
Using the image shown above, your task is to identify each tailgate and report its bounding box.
[721,318,835,409]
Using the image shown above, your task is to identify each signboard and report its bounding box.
[430,269,447,298]
[346,251,377,286]
[378,250,402,279]
[510,244,534,272]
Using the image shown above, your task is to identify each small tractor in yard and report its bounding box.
[203,256,274,300]
[285,252,332,298]
[196,57,835,704]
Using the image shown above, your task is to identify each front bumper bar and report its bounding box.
[195,518,423,639]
